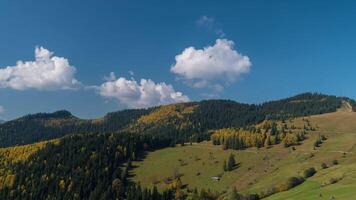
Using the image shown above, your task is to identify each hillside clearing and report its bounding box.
[131,109,356,199]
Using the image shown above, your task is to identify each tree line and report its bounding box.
[0,93,346,148]
[211,124,306,150]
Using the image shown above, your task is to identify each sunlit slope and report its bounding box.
[1,93,347,148]
[0,140,56,189]
[132,107,356,199]
[266,106,356,200]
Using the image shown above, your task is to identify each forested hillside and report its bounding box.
[0,133,175,200]
[0,93,350,148]
[0,140,55,189]
[0,108,152,147]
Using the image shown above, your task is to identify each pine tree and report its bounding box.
[152,186,159,200]
[227,154,236,171]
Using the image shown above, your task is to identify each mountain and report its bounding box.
[0,108,152,148]
[0,93,353,148]
[0,92,355,199]
[0,110,83,148]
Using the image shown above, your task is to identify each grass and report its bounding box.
[132,142,239,192]
[265,107,356,199]
[131,108,356,199]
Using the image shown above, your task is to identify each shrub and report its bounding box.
[277,176,305,192]
[332,160,338,165]
[244,194,260,200]
[320,163,328,169]
[258,187,277,198]
[258,176,305,198]
[303,167,317,178]
[322,177,342,186]
[328,178,338,184]
[283,134,299,147]
[314,139,322,147]
[287,176,305,188]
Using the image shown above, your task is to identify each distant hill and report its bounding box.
[0,92,354,148]
[0,108,152,148]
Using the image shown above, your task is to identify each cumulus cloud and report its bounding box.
[0,47,80,90]
[98,73,189,108]
[171,39,251,91]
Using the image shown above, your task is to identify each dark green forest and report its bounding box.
[0,133,176,199]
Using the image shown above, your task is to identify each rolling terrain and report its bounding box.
[132,102,356,199]
[0,93,355,199]
[265,103,356,200]
[0,93,347,148]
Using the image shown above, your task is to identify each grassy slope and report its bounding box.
[265,104,356,200]
[132,105,356,199]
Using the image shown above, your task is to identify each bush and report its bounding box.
[258,187,277,199]
[287,176,305,188]
[277,176,305,192]
[328,178,338,184]
[283,134,299,147]
[320,163,328,169]
[303,167,317,178]
[322,177,342,186]
[258,176,305,198]
[332,160,338,165]
[314,139,322,147]
[244,194,260,200]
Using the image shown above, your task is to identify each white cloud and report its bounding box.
[0,47,80,90]
[196,15,225,38]
[0,106,4,113]
[128,70,134,76]
[171,39,251,91]
[196,15,215,26]
[104,72,117,81]
[98,73,189,108]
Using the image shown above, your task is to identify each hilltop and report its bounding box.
[0,92,352,148]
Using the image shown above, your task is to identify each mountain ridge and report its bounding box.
[0,92,354,148]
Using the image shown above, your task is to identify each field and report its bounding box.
[132,107,356,199]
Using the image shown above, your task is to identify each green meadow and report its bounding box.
[132,108,356,199]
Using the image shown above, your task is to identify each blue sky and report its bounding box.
[1,0,356,120]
